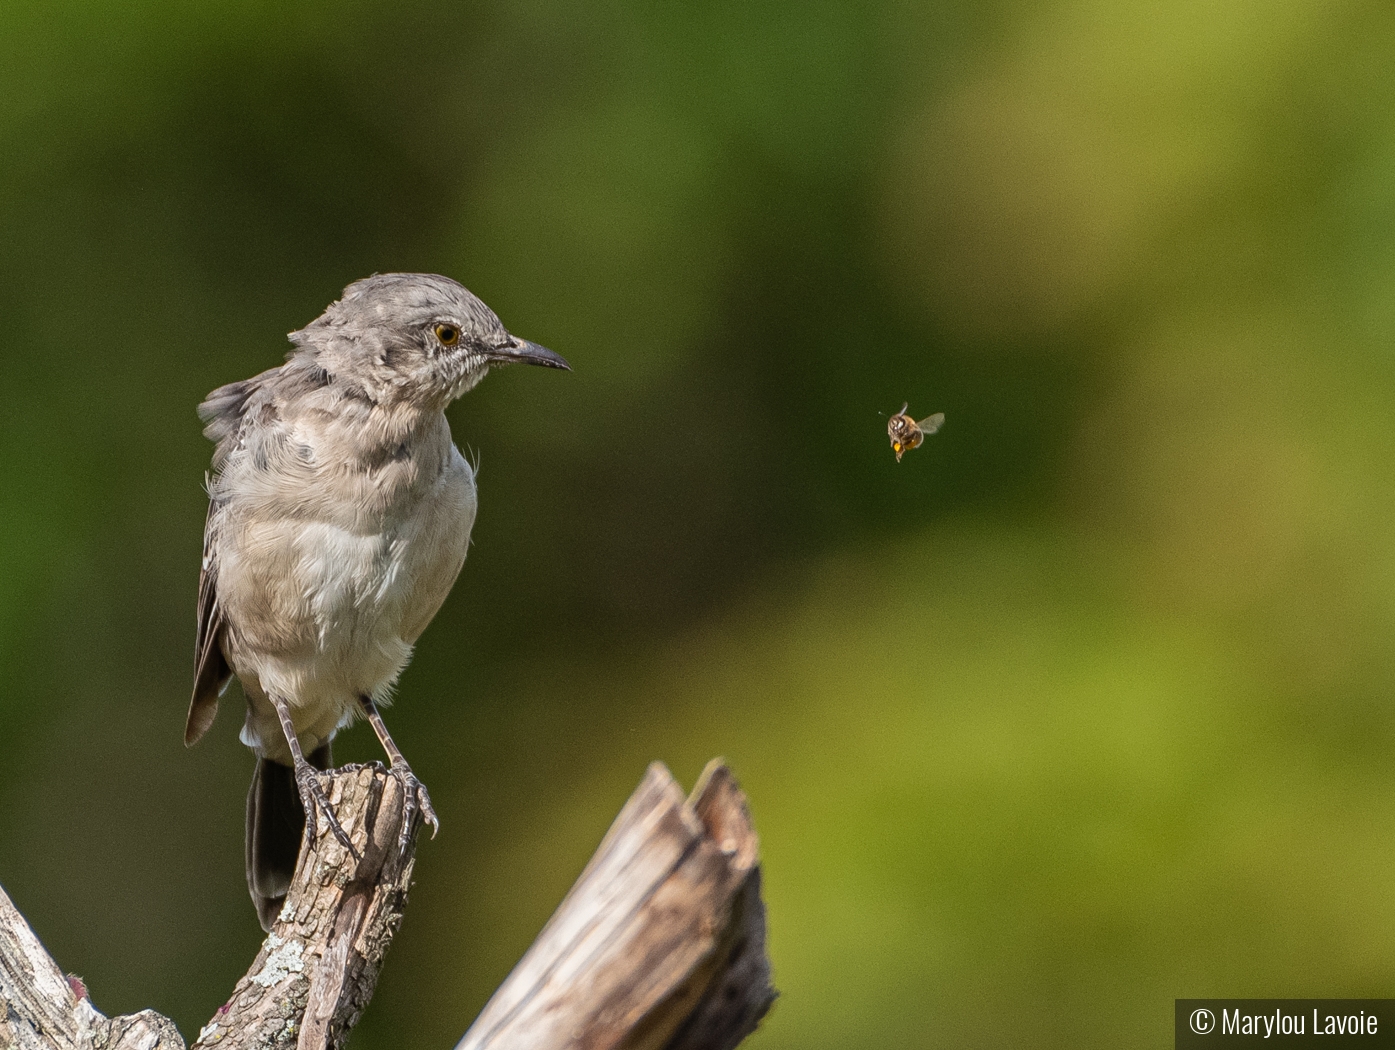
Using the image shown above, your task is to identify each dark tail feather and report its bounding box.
[246,742,332,931]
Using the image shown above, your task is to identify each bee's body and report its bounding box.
[888,403,944,462]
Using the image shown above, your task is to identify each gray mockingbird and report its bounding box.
[185,273,569,929]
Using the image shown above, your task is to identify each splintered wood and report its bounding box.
[456,760,775,1050]
[0,884,183,1050]
[0,760,774,1050]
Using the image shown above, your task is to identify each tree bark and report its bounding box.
[191,764,420,1050]
[455,759,775,1050]
[0,760,774,1050]
[0,886,183,1050]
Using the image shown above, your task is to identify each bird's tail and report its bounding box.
[245,742,331,931]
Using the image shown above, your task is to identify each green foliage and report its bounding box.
[3,0,1395,1046]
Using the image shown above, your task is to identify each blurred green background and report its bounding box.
[4,0,1395,1045]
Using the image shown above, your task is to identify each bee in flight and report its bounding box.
[887,403,944,462]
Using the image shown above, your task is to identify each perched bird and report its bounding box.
[185,273,569,929]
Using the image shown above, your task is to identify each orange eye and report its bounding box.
[434,323,460,346]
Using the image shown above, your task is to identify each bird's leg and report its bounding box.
[268,693,360,862]
[359,695,439,848]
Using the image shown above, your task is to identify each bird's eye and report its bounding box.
[434,323,461,347]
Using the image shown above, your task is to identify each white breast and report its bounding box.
[222,445,477,756]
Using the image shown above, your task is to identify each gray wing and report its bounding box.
[185,494,231,746]
[184,374,260,746]
[184,360,328,744]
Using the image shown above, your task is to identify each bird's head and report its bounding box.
[289,273,569,410]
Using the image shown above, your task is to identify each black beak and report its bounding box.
[486,336,571,370]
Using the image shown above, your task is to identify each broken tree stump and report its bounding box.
[0,759,774,1050]
[456,759,775,1050]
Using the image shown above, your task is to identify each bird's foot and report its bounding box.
[295,763,361,863]
[388,762,439,851]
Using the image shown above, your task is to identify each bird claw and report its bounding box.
[296,765,361,863]
[389,762,439,851]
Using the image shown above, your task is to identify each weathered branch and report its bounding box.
[191,764,421,1050]
[455,759,775,1050]
[0,759,774,1050]
[0,884,184,1050]
[0,762,417,1050]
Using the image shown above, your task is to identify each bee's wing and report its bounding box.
[917,412,945,435]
